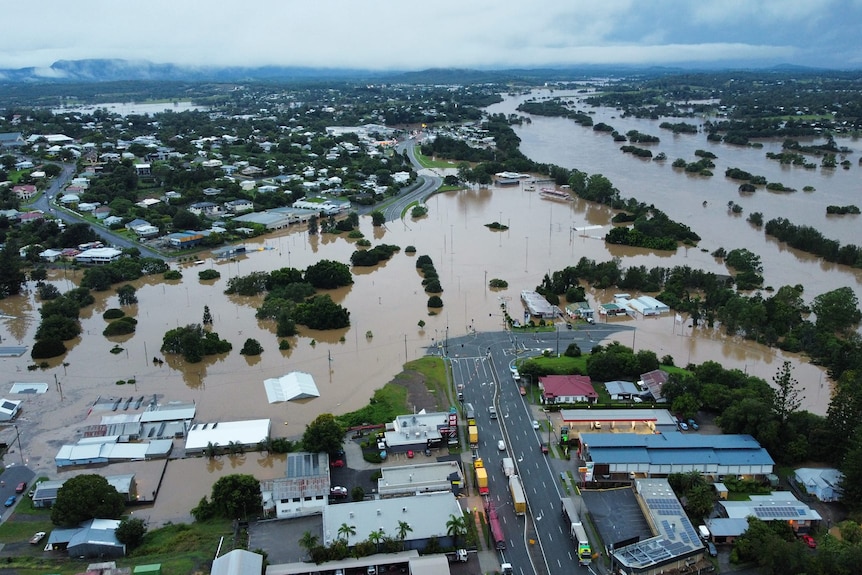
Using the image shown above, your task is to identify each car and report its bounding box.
[678,421,689,431]
[586,317,595,324]
[687,418,699,431]
[532,420,540,430]
[424,448,432,457]
[706,541,718,557]
[4,495,15,507]
[367,566,377,575]
[540,442,549,454]
[800,533,817,548]
[497,440,506,451]
[15,482,26,494]
[406,450,414,458]
[330,459,345,468]
[632,396,644,403]
[330,486,348,498]
[29,531,46,545]
[519,386,526,396]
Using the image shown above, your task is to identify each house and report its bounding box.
[134,163,151,176]
[717,491,821,533]
[0,132,25,149]
[14,160,34,170]
[44,518,125,558]
[12,184,37,200]
[225,199,254,213]
[74,247,123,265]
[604,380,640,400]
[39,248,64,263]
[794,468,844,502]
[93,206,112,220]
[0,399,22,421]
[539,375,597,405]
[565,301,594,320]
[189,201,221,217]
[125,218,151,231]
[640,370,669,401]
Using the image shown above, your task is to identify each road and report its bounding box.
[381,138,442,223]
[447,322,631,575]
[28,162,163,259]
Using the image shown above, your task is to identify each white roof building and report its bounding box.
[264,372,320,403]
[184,419,271,453]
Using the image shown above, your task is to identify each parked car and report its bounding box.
[29,532,46,545]
[799,533,817,548]
[678,421,689,431]
[687,419,699,431]
[706,541,718,557]
[540,442,549,454]
[330,459,345,468]
[532,420,540,430]
[4,495,15,507]
[15,482,27,494]
[330,486,348,498]
[424,448,432,457]
[519,386,526,396]
[406,450,414,458]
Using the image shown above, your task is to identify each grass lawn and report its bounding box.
[413,147,458,169]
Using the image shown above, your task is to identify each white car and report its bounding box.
[498,440,506,451]
[532,420,540,430]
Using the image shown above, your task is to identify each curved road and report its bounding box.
[381,138,442,222]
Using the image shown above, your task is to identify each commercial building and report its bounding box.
[382,409,458,452]
[260,452,331,519]
[184,419,270,454]
[377,461,465,498]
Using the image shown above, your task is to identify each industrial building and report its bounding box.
[260,452,331,519]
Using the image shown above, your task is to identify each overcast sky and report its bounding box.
[3,0,860,71]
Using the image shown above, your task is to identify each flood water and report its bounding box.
[2,89,858,523]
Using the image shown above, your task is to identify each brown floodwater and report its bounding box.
[1,90,858,523]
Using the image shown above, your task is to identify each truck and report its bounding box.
[561,497,592,565]
[501,563,513,574]
[509,474,526,516]
[474,458,489,495]
[485,499,506,550]
[465,402,476,424]
[447,549,468,563]
[468,425,479,447]
[501,457,515,478]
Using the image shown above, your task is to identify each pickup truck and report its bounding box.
[29,532,46,545]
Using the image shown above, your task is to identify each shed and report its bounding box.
[0,399,22,421]
[264,372,320,403]
[211,550,262,575]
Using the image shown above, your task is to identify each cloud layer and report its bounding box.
[2,0,860,70]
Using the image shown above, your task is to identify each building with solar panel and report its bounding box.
[710,491,822,541]
[609,479,706,575]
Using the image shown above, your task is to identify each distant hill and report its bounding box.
[0,58,833,86]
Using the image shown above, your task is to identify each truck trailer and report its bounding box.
[501,457,515,478]
[509,474,526,516]
[474,458,489,495]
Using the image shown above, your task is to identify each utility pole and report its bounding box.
[13,425,24,465]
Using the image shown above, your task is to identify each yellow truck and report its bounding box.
[468,425,479,447]
[509,474,526,516]
[474,458,489,495]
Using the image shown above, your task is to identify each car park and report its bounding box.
[4,495,15,507]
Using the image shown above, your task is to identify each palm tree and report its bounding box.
[446,514,468,548]
[396,520,413,550]
[368,528,386,552]
[298,530,319,559]
[338,522,357,543]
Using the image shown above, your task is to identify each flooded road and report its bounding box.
[1,89,858,522]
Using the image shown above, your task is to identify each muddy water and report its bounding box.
[1,91,858,522]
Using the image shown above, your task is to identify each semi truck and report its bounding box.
[501,457,515,478]
[474,458,489,495]
[509,474,526,516]
[485,499,506,550]
[561,497,592,565]
[468,425,479,447]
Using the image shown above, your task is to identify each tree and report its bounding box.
[51,474,125,527]
[304,259,353,289]
[240,338,264,356]
[812,287,862,335]
[0,239,25,298]
[826,370,862,465]
[298,530,319,559]
[396,520,413,550]
[446,513,468,548]
[116,284,138,306]
[338,522,357,542]
[371,211,385,227]
[368,528,386,552]
[772,361,802,424]
[115,516,147,549]
[210,474,261,520]
[301,413,345,456]
[202,305,213,325]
